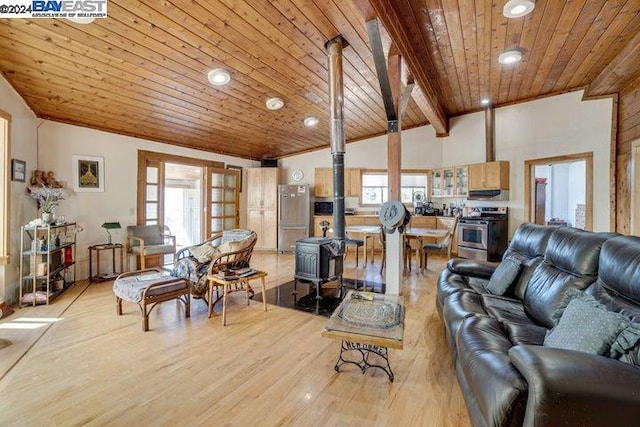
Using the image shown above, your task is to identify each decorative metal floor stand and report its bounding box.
[334,341,394,382]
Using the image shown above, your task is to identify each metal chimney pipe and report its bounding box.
[485,105,495,162]
[326,36,346,240]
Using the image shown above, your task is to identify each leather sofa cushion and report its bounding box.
[595,235,640,303]
[503,223,556,261]
[523,228,614,328]
[543,227,613,278]
[504,322,547,346]
[436,268,489,317]
[456,315,528,426]
[442,291,487,356]
[482,295,533,325]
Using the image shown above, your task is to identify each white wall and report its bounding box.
[0,76,39,304]
[37,121,259,280]
[281,90,613,235]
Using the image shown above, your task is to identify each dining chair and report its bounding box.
[404,235,421,272]
[420,218,459,271]
[344,231,365,267]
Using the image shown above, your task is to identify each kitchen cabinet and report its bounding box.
[346,168,361,197]
[246,168,278,250]
[443,168,455,197]
[19,222,78,306]
[314,168,361,198]
[430,170,443,198]
[455,166,468,197]
[468,161,510,190]
[314,168,333,198]
[430,166,468,198]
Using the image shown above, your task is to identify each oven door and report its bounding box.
[458,220,488,250]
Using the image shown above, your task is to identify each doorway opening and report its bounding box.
[524,153,593,230]
[164,163,202,249]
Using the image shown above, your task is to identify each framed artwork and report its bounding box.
[72,155,104,192]
[11,159,26,182]
[226,164,243,192]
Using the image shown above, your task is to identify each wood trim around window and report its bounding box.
[524,152,593,230]
[0,109,11,265]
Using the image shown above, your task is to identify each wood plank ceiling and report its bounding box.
[0,1,639,160]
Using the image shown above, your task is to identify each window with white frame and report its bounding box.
[361,171,427,205]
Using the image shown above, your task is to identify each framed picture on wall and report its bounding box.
[72,155,104,192]
[11,159,26,182]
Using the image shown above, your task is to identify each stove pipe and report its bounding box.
[326,36,346,240]
[485,105,495,162]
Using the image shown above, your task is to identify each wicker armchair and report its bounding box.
[172,230,257,298]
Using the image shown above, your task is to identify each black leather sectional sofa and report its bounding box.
[437,223,640,426]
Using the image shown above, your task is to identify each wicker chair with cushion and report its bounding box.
[171,229,257,298]
[126,225,176,270]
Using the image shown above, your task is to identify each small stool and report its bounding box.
[113,267,190,331]
[344,238,364,266]
[206,270,268,326]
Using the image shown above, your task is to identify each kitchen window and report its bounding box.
[361,171,427,205]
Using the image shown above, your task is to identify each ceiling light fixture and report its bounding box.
[498,49,523,65]
[304,116,319,127]
[480,98,491,106]
[503,0,535,18]
[207,68,231,86]
[266,97,284,110]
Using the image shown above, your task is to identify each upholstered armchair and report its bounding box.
[126,225,177,270]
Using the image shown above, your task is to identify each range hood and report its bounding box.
[467,189,510,201]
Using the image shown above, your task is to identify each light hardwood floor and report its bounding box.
[0,252,470,426]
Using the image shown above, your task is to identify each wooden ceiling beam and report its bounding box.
[360,0,449,136]
[585,29,640,98]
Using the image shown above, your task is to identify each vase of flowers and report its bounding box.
[28,185,67,223]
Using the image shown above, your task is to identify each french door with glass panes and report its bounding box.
[207,167,240,235]
[137,151,239,252]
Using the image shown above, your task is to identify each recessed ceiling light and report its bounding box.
[480,98,491,106]
[304,116,319,127]
[207,68,231,86]
[266,97,284,110]
[498,49,523,65]
[67,17,95,24]
[503,0,535,18]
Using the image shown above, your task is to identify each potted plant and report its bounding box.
[28,185,67,223]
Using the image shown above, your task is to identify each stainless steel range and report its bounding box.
[458,207,508,262]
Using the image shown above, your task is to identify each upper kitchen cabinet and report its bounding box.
[468,161,510,190]
[455,166,468,197]
[314,168,333,198]
[314,168,361,198]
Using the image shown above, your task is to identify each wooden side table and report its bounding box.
[206,270,268,326]
[89,243,124,283]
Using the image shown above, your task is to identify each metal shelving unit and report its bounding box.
[19,222,78,307]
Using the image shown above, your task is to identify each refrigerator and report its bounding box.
[278,185,310,252]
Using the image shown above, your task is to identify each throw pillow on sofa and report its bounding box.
[544,293,631,355]
[483,256,523,295]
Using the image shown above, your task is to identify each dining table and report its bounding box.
[344,225,382,265]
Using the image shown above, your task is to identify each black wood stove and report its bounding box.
[294,237,344,299]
